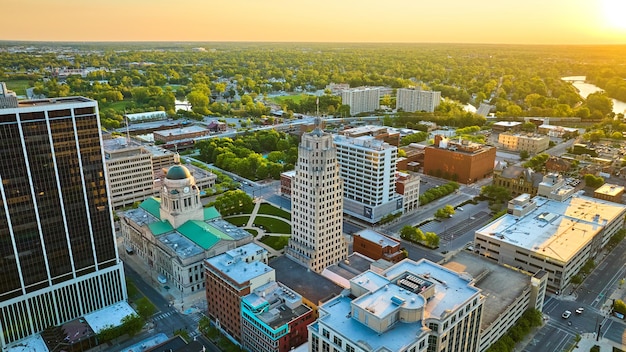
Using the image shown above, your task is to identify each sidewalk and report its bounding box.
[573,332,624,351]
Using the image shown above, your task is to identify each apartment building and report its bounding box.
[341,87,380,115]
[396,88,441,113]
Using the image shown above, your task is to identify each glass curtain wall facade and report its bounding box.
[0,97,126,348]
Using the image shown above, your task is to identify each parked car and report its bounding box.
[562,310,572,319]
[575,307,584,314]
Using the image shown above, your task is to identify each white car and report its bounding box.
[575,307,584,314]
[562,310,572,319]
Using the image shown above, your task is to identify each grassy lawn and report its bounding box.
[4,79,32,96]
[253,216,291,234]
[126,279,142,301]
[259,235,290,250]
[101,100,134,113]
[225,216,250,226]
[246,229,258,236]
[257,203,291,220]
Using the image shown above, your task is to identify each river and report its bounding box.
[562,76,626,115]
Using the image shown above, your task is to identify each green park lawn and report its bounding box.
[271,94,309,104]
[259,235,290,250]
[253,216,291,234]
[257,203,291,220]
[5,79,32,96]
[225,216,250,226]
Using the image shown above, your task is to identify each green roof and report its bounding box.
[177,220,230,249]
[148,221,174,236]
[139,197,161,219]
[203,206,221,220]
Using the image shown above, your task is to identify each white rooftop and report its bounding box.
[317,259,479,351]
[477,194,626,263]
[83,301,136,333]
[5,334,49,352]
[355,229,399,248]
[206,243,274,284]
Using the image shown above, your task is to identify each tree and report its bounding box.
[583,174,604,188]
[519,150,530,160]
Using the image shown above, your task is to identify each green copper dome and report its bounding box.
[166,165,192,180]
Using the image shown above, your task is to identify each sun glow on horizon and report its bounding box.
[602,0,626,30]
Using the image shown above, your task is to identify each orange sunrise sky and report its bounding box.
[2,0,626,44]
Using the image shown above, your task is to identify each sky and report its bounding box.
[3,0,626,44]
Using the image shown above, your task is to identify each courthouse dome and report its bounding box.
[166,165,192,180]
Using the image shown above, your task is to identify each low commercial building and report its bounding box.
[353,229,406,264]
[475,192,626,293]
[309,259,483,352]
[594,183,625,203]
[491,121,522,133]
[538,124,579,138]
[424,136,496,184]
[153,125,210,143]
[498,132,550,154]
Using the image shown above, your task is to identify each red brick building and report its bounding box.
[205,244,273,342]
[423,136,496,184]
[353,229,406,263]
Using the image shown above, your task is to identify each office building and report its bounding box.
[205,243,273,342]
[442,251,547,352]
[309,258,483,352]
[286,121,348,273]
[475,192,626,292]
[341,87,380,115]
[334,134,403,224]
[241,281,314,352]
[120,164,250,297]
[396,171,420,213]
[424,136,496,184]
[396,88,441,113]
[0,96,126,348]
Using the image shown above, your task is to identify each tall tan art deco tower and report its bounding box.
[286,119,348,273]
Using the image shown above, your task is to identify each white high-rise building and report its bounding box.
[334,135,403,223]
[341,87,380,115]
[286,120,348,273]
[396,88,441,112]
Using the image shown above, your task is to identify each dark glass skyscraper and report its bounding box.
[0,96,126,347]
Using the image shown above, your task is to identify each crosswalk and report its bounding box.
[152,311,175,321]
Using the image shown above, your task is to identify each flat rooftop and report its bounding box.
[383,259,480,319]
[15,96,94,108]
[595,183,624,197]
[442,250,532,333]
[206,243,273,285]
[154,125,208,136]
[270,256,344,305]
[476,194,626,263]
[159,232,204,259]
[333,134,393,151]
[242,281,311,330]
[322,253,374,288]
[355,229,399,248]
[316,258,479,351]
[83,301,136,333]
